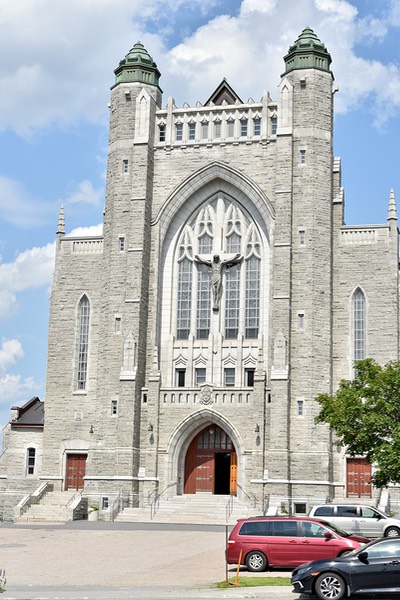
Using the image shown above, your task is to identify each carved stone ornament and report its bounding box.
[199,384,214,405]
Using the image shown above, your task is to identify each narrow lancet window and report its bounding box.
[76,295,90,390]
[353,288,366,361]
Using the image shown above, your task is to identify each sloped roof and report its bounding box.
[11,397,44,428]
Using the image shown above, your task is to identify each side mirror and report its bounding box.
[358,551,368,563]
[324,532,332,539]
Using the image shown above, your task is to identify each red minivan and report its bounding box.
[226,516,370,572]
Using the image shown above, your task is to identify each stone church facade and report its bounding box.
[1,28,399,520]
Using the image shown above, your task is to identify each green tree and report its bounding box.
[315,358,400,487]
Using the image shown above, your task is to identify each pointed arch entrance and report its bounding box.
[184,425,237,495]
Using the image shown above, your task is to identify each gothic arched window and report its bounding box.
[176,196,261,340]
[76,295,90,390]
[353,288,365,362]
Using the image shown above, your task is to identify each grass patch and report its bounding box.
[218,576,291,588]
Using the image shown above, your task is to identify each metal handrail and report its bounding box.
[225,494,235,522]
[66,491,80,507]
[237,483,258,509]
[110,492,123,522]
[263,493,270,516]
[150,481,177,519]
[109,491,136,521]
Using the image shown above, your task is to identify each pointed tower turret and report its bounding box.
[113,41,161,89]
[283,26,332,74]
[57,205,65,235]
[388,188,397,221]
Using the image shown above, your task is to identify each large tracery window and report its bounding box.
[175,196,261,340]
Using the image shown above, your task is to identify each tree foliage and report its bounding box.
[315,359,400,487]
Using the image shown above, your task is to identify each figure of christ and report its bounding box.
[194,253,242,312]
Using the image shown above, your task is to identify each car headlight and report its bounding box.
[296,566,312,576]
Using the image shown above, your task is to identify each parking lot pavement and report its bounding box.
[0,522,295,599]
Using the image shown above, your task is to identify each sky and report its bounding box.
[0,0,400,432]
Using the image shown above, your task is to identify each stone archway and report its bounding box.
[184,425,237,495]
[166,410,243,496]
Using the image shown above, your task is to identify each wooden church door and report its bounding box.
[346,458,371,498]
[66,453,87,490]
[184,426,236,494]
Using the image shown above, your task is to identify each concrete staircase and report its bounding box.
[15,491,77,523]
[115,494,261,525]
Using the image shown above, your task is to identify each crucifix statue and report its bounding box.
[194,253,242,312]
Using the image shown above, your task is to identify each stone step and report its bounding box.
[15,491,77,523]
[114,494,260,524]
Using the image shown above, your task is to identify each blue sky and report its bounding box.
[1,0,400,431]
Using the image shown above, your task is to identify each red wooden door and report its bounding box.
[66,453,87,490]
[196,451,214,492]
[184,442,214,493]
[184,426,234,494]
[346,458,371,498]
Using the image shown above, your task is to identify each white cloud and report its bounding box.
[63,180,103,207]
[0,0,397,134]
[0,175,104,229]
[0,374,36,416]
[0,339,24,371]
[0,221,102,321]
[0,176,52,228]
[0,0,205,136]
[0,291,17,320]
[0,242,55,319]
[161,0,400,121]
[67,224,103,237]
[0,243,55,294]
[0,344,37,427]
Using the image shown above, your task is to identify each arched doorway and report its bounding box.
[184,425,237,495]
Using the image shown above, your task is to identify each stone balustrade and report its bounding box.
[161,387,252,405]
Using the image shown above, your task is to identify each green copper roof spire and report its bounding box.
[113,41,161,87]
[284,27,332,73]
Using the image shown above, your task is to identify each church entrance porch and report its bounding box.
[184,425,237,495]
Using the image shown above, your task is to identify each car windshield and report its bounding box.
[315,519,353,537]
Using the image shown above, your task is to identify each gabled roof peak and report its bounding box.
[204,79,243,106]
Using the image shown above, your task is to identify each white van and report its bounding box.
[309,504,400,538]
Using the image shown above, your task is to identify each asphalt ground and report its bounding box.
[0,521,294,599]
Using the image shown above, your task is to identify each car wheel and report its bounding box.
[385,526,400,537]
[315,572,346,600]
[245,550,268,572]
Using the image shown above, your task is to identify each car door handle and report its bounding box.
[389,560,400,565]
[302,540,311,544]
[288,539,298,544]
